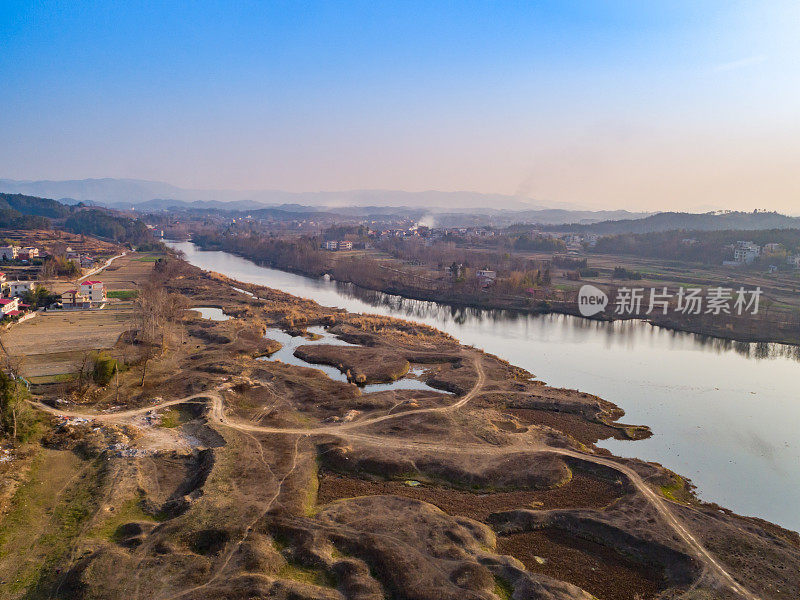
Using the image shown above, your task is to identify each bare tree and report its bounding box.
[134,278,188,387]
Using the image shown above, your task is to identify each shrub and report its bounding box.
[0,371,39,443]
[91,352,121,386]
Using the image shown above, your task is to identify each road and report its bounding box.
[77,251,127,282]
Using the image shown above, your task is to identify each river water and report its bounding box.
[168,241,800,531]
[260,325,451,395]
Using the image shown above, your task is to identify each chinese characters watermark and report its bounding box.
[612,286,762,316]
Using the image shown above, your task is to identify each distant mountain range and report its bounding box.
[126,199,647,226]
[0,177,654,224]
[0,178,567,212]
[545,211,800,234]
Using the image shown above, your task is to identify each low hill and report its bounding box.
[0,193,70,229]
[64,208,153,245]
[545,211,800,234]
[0,193,71,219]
[0,192,153,244]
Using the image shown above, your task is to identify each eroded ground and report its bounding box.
[0,255,798,600]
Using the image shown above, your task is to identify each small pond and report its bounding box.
[189,307,231,321]
[261,325,450,395]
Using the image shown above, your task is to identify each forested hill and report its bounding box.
[0,193,71,218]
[0,193,62,229]
[64,208,152,244]
[0,192,153,244]
[545,211,800,234]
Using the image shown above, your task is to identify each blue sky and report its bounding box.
[1,1,799,210]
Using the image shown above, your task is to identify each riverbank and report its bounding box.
[188,239,800,346]
[168,240,800,531]
[154,251,798,599]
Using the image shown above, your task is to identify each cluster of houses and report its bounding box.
[0,273,34,320]
[321,240,354,251]
[66,248,95,269]
[723,241,763,265]
[0,244,99,269]
[0,272,107,318]
[373,226,497,240]
[722,241,800,270]
[0,245,40,261]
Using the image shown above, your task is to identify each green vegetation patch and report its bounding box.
[493,575,514,600]
[660,474,693,504]
[91,351,124,386]
[0,370,41,443]
[91,495,158,542]
[107,289,140,299]
[0,451,105,595]
[303,460,320,516]
[159,408,182,428]
[278,562,336,588]
[28,373,78,385]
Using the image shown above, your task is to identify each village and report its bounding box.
[0,236,123,327]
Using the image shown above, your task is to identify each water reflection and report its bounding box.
[326,278,800,362]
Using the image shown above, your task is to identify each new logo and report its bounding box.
[578,285,608,317]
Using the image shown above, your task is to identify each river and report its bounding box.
[167,241,800,531]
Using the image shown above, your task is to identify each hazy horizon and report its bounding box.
[2,2,799,212]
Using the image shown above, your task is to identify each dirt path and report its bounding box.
[27,358,758,600]
[162,435,304,600]
[549,447,758,600]
[76,251,127,283]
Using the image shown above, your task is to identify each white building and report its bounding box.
[0,246,18,261]
[8,281,34,297]
[0,297,19,315]
[337,240,353,251]
[19,247,39,260]
[733,241,761,264]
[79,281,106,302]
[322,241,338,250]
[787,255,800,269]
[476,269,497,287]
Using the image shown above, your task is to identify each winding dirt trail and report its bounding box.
[28,355,758,600]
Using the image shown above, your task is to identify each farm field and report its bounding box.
[1,305,137,378]
[89,252,158,290]
[43,252,158,295]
